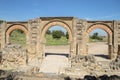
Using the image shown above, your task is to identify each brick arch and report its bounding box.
[86,24,112,35]
[6,24,28,35]
[41,20,73,43]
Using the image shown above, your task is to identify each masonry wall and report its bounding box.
[114,21,120,56]
[0,17,120,59]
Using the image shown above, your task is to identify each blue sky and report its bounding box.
[0,0,120,35]
[0,0,120,21]
[49,26,107,36]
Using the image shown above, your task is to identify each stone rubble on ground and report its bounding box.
[110,55,120,71]
[0,44,27,69]
[65,54,120,78]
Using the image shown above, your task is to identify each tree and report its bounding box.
[90,32,103,40]
[59,30,65,36]
[91,32,98,39]
[52,30,62,39]
[17,29,24,33]
[46,30,51,34]
[66,32,69,39]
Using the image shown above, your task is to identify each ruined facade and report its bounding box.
[0,17,120,61]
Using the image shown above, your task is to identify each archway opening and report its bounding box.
[45,26,70,57]
[9,29,26,46]
[88,28,109,60]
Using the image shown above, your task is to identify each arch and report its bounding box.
[86,24,112,35]
[86,23,113,59]
[41,20,73,43]
[6,24,28,44]
[6,24,28,35]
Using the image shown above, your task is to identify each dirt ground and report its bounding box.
[40,42,109,73]
[45,42,108,57]
[45,45,70,54]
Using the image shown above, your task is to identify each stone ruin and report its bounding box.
[0,53,120,80]
[64,54,120,78]
[0,44,27,69]
[110,55,120,71]
[0,17,120,79]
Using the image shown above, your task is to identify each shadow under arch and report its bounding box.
[6,24,28,45]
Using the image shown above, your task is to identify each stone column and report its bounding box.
[69,19,74,58]
[81,20,88,55]
[69,18,77,58]
[113,21,117,53]
[108,34,113,59]
[113,21,119,58]
[1,22,6,50]
[6,34,9,44]
[69,41,75,58]
[108,44,113,59]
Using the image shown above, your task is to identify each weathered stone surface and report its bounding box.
[0,17,120,79]
[110,55,120,71]
[71,55,97,69]
[1,44,27,69]
[0,18,119,60]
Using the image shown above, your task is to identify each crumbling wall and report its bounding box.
[0,44,27,69]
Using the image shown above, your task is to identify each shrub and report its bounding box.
[52,30,62,39]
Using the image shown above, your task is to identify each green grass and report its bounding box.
[9,31,69,46]
[46,34,69,46]
[9,30,26,46]
[89,37,108,42]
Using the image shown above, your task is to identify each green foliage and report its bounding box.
[90,32,104,42]
[90,32,103,40]
[10,30,26,46]
[66,32,69,39]
[60,30,65,36]
[17,29,24,33]
[52,30,63,39]
[46,34,68,46]
[91,32,98,39]
[46,30,51,34]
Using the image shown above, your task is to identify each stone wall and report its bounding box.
[0,17,119,60]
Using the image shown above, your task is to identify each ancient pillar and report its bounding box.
[1,22,6,50]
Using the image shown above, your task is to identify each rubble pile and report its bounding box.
[71,55,102,71]
[110,55,120,71]
[0,44,27,69]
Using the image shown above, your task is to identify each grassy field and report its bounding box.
[9,31,69,46]
[9,30,26,46]
[45,34,69,46]
[89,37,108,42]
[9,30,108,46]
